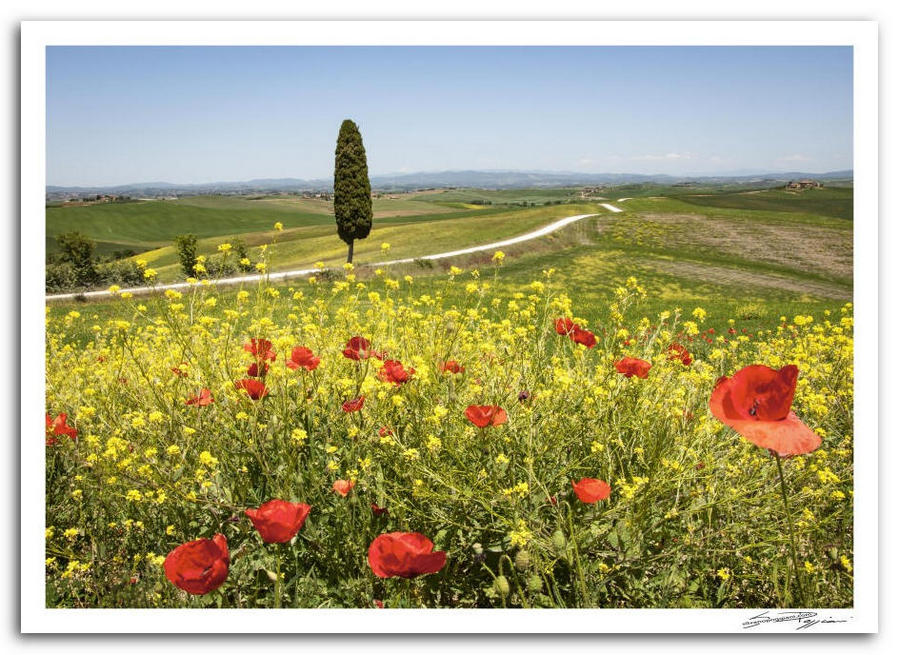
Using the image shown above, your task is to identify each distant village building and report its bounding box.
[786,179,822,190]
[580,185,606,198]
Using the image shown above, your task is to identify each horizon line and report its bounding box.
[46,167,854,190]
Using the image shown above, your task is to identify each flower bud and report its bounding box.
[551,529,567,555]
[493,575,510,597]
[527,574,543,593]
[514,550,531,571]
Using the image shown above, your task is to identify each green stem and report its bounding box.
[774,453,807,607]
[273,546,282,609]
[566,505,589,606]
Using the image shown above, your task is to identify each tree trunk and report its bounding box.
[347,239,354,264]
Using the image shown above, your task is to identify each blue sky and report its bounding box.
[46,46,852,186]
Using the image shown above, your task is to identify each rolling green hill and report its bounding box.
[45,194,469,258]
[673,187,853,220]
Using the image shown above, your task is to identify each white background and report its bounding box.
[3,0,898,653]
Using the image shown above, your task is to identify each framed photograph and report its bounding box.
[22,20,878,633]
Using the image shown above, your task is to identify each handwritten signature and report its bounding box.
[742,610,849,630]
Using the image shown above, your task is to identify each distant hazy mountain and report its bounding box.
[46,169,853,197]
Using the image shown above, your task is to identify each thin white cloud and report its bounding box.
[776,154,811,162]
[631,152,694,161]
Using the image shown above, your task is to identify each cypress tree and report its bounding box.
[333,119,373,263]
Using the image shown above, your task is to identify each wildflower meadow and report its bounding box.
[44,246,854,609]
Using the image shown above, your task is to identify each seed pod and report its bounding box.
[551,529,567,554]
[514,550,531,571]
[493,575,510,597]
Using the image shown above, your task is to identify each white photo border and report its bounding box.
[21,19,878,634]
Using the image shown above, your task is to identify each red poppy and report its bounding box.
[571,477,612,503]
[374,599,385,609]
[235,378,269,400]
[667,343,692,366]
[615,357,652,379]
[440,360,465,374]
[245,499,311,544]
[332,479,355,496]
[163,533,229,595]
[343,335,369,358]
[342,336,384,361]
[244,338,276,361]
[709,364,821,457]
[371,503,389,516]
[171,363,189,377]
[378,359,415,385]
[555,317,577,335]
[367,532,447,579]
[571,327,597,348]
[286,346,321,371]
[378,426,394,437]
[464,405,508,428]
[185,388,214,407]
[342,396,365,412]
[45,413,77,445]
[247,362,269,377]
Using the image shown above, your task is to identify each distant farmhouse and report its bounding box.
[786,179,822,190]
[580,185,607,198]
[300,191,332,201]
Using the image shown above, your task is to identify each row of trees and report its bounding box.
[45,233,144,293]
[46,230,260,293]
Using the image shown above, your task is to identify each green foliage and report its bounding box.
[333,119,373,262]
[46,233,143,292]
[234,239,253,273]
[96,260,144,287]
[55,232,99,288]
[174,234,198,278]
[45,262,79,293]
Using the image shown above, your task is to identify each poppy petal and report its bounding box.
[718,411,822,457]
